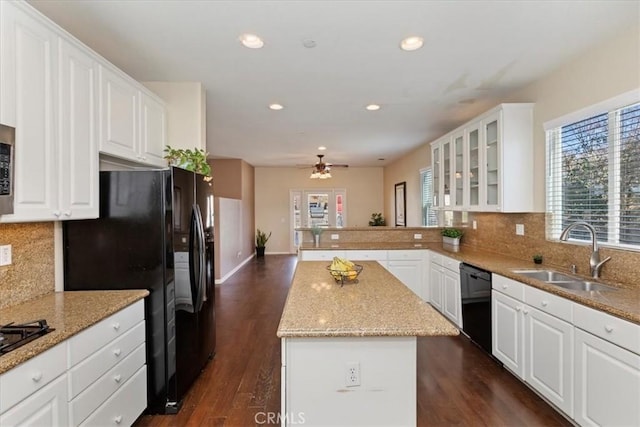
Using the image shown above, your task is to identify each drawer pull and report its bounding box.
[541,301,549,307]
[516,306,522,312]
[31,372,42,382]
[523,309,529,315]
[112,322,121,331]
[113,348,122,357]
[114,374,122,383]
[114,415,123,424]
[605,325,614,333]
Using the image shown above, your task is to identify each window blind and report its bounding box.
[546,102,640,248]
[421,168,437,226]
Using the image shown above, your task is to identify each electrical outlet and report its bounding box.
[516,224,525,236]
[413,233,422,239]
[331,234,339,240]
[0,245,12,266]
[472,220,477,230]
[345,362,360,387]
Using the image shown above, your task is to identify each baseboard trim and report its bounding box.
[215,254,255,284]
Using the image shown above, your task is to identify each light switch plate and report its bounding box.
[0,245,12,266]
[516,224,525,236]
[414,233,422,239]
[331,234,339,240]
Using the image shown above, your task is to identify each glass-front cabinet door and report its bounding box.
[484,113,500,209]
[442,138,451,208]
[466,123,481,210]
[431,143,440,208]
[453,132,464,209]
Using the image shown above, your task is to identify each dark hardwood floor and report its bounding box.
[135,255,571,427]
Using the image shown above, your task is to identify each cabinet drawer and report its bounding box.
[0,374,69,426]
[442,256,460,272]
[0,343,66,413]
[430,252,443,266]
[388,250,422,261]
[300,250,345,261]
[68,321,145,399]
[573,304,640,355]
[344,250,387,261]
[492,275,524,301]
[524,286,573,322]
[79,365,147,427]
[68,300,144,366]
[69,344,145,426]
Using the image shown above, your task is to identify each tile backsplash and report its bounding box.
[0,222,55,309]
[459,212,639,288]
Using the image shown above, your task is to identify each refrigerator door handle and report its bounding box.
[193,204,207,313]
[188,205,199,309]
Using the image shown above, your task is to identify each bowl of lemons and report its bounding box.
[327,257,363,286]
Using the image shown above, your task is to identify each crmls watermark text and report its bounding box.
[255,412,306,425]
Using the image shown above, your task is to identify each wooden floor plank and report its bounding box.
[135,255,571,427]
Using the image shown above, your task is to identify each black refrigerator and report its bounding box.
[63,167,216,414]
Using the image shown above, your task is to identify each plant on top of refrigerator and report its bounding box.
[164,145,212,181]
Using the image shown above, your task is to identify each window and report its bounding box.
[546,96,640,249]
[421,168,438,226]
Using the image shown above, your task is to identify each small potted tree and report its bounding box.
[441,228,463,246]
[256,229,271,257]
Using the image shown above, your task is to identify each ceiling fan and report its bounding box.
[298,154,349,179]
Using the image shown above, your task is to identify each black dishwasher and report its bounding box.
[459,263,492,355]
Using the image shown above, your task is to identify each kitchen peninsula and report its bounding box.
[277,261,458,427]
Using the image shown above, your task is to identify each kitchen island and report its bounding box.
[277,261,458,427]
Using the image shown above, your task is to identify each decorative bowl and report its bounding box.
[326,264,363,286]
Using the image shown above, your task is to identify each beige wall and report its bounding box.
[211,159,255,282]
[255,167,384,253]
[383,144,431,227]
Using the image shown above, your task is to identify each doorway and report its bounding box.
[290,188,346,253]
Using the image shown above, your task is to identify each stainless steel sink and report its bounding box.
[511,269,575,282]
[548,281,618,292]
[511,269,618,292]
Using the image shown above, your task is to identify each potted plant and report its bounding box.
[368,212,386,226]
[256,228,271,257]
[164,145,212,181]
[441,228,463,246]
[532,254,543,265]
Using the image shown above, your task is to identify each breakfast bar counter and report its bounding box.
[277,261,458,427]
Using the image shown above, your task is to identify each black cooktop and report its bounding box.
[0,319,54,355]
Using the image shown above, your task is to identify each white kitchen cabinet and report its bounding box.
[387,250,424,299]
[428,260,444,311]
[430,103,534,212]
[99,64,166,167]
[442,268,462,328]
[492,290,525,378]
[573,303,640,427]
[344,250,387,268]
[0,1,99,222]
[57,38,99,219]
[0,375,69,427]
[0,1,58,222]
[493,275,574,419]
[298,250,346,261]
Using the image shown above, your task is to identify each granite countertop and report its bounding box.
[298,243,640,325]
[277,261,460,338]
[0,290,149,374]
[299,242,432,250]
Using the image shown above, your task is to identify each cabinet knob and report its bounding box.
[112,322,120,331]
[114,374,122,383]
[502,285,508,290]
[605,325,614,333]
[114,415,123,424]
[31,372,43,382]
[523,309,529,315]
[541,301,548,307]
[53,211,61,217]
[516,306,521,312]
[113,348,122,357]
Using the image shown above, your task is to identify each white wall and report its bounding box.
[215,196,244,280]
[255,167,384,253]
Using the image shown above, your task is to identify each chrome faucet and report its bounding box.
[559,221,611,279]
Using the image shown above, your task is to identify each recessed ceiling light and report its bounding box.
[239,33,264,49]
[400,36,424,51]
[318,146,327,151]
[269,103,284,110]
[366,104,381,111]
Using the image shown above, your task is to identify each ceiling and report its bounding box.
[28,0,639,167]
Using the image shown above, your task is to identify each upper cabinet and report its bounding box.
[0,1,166,222]
[431,103,534,213]
[99,66,166,167]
